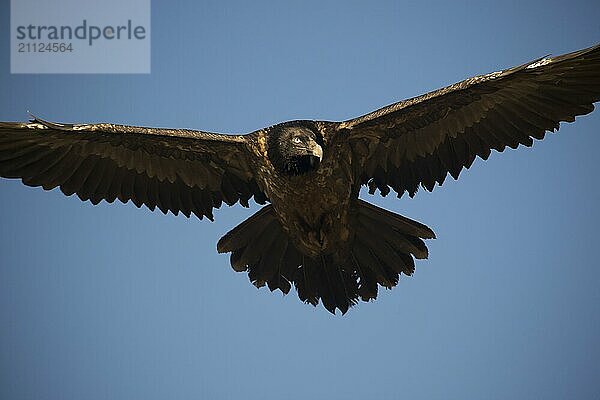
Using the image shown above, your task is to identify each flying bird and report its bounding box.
[1,44,599,314]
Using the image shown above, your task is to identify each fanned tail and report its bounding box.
[217,200,435,314]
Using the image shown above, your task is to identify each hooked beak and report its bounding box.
[310,142,323,161]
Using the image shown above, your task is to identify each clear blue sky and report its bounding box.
[1,1,599,399]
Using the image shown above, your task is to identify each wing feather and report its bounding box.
[0,118,267,218]
[327,43,600,197]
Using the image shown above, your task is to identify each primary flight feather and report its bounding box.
[1,43,599,314]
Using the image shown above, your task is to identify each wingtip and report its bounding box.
[427,229,437,240]
[27,110,38,123]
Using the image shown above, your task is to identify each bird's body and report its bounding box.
[2,43,600,314]
[249,121,356,257]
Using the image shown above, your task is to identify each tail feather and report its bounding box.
[247,222,281,285]
[357,200,436,239]
[329,256,359,314]
[276,243,301,294]
[217,200,435,314]
[320,256,357,314]
[352,240,397,288]
[318,257,338,313]
[353,251,379,302]
[356,201,431,259]
[266,240,291,294]
[295,256,320,307]
[255,235,287,289]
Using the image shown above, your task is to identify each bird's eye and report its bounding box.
[292,137,302,144]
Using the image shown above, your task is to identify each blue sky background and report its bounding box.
[1,1,599,399]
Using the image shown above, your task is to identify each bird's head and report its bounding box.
[267,125,323,176]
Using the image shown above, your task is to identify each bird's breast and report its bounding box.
[258,157,355,257]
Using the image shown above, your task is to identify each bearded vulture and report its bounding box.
[1,43,599,314]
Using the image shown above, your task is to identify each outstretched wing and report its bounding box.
[0,118,267,219]
[327,43,600,197]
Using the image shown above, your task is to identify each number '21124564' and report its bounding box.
[17,42,73,52]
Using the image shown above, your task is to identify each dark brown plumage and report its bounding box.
[1,43,599,314]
